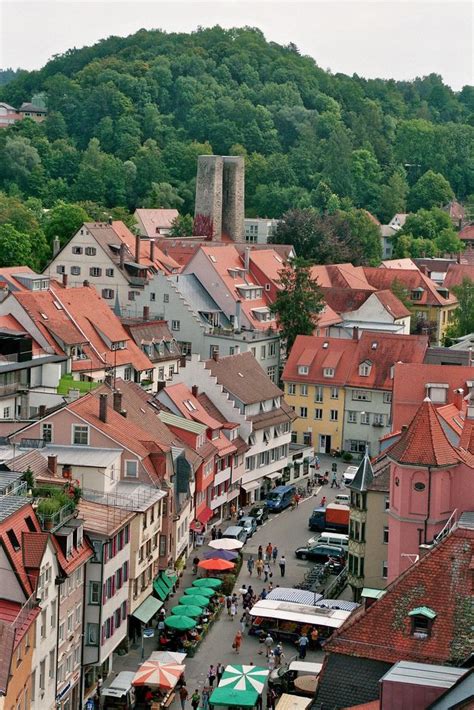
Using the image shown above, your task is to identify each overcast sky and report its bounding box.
[1,1,472,90]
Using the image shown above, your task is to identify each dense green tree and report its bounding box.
[342,209,382,265]
[270,259,325,352]
[170,214,193,237]
[2,136,41,191]
[447,278,474,338]
[408,170,454,211]
[0,224,34,267]
[42,201,90,246]
[144,182,184,209]
[350,149,382,210]
[377,169,409,223]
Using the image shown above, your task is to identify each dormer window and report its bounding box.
[411,288,424,301]
[359,361,372,377]
[323,368,335,378]
[425,383,448,404]
[409,606,436,638]
[298,365,309,375]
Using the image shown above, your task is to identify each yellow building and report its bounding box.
[282,336,358,455]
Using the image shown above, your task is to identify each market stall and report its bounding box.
[132,659,185,709]
[209,665,269,709]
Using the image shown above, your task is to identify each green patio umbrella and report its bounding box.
[192,577,222,589]
[183,586,214,597]
[164,615,196,631]
[171,604,202,618]
[178,594,209,608]
[220,665,269,694]
[209,687,259,708]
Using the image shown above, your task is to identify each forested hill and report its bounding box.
[1,26,473,219]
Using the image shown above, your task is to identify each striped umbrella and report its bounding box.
[219,665,269,694]
[178,594,209,607]
[133,661,185,688]
[183,586,214,597]
[193,578,223,589]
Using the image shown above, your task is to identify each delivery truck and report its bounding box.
[308,503,349,533]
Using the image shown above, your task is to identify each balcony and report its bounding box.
[210,492,227,510]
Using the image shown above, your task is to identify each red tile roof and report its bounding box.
[135,209,180,235]
[22,531,48,569]
[14,284,153,373]
[325,523,474,665]
[205,351,283,404]
[311,264,375,290]
[363,267,457,307]
[248,249,286,285]
[388,398,460,467]
[459,225,474,242]
[392,363,474,431]
[0,501,41,597]
[322,288,373,314]
[77,499,134,537]
[282,335,358,386]
[346,332,428,391]
[0,266,39,292]
[373,290,411,319]
[51,532,94,574]
[443,263,474,289]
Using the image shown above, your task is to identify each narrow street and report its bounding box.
[110,456,350,705]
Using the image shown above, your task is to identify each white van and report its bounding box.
[307,531,349,551]
[343,465,359,486]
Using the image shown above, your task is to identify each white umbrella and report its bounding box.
[208,538,244,551]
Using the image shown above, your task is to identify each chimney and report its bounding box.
[119,243,125,269]
[212,350,219,362]
[453,388,464,412]
[83,280,90,287]
[53,236,60,257]
[135,234,141,264]
[353,326,359,341]
[244,247,250,271]
[62,273,68,287]
[150,239,156,263]
[191,385,198,398]
[108,217,113,225]
[48,455,58,476]
[143,306,150,321]
[38,405,46,418]
[19,391,29,420]
[113,390,123,413]
[235,300,241,332]
[104,373,113,387]
[179,355,187,368]
[120,409,127,418]
[99,393,108,423]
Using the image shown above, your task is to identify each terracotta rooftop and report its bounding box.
[373,289,411,319]
[388,398,461,467]
[135,209,180,235]
[77,499,134,537]
[310,264,375,290]
[22,531,48,569]
[443,263,474,289]
[363,267,457,307]
[283,335,358,386]
[205,351,283,405]
[459,224,474,242]
[324,521,474,666]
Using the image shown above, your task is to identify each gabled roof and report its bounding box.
[381,258,417,269]
[349,450,374,492]
[0,266,43,292]
[311,264,375,290]
[459,224,474,242]
[205,351,283,405]
[248,249,286,285]
[0,499,41,597]
[22,531,49,569]
[373,289,411,319]
[77,499,134,537]
[363,267,457,307]
[13,284,153,373]
[346,332,428,391]
[134,209,180,235]
[324,522,474,666]
[388,398,461,467]
[443,263,474,289]
[164,382,223,430]
[282,335,358,386]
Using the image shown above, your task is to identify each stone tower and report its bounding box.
[194,155,245,241]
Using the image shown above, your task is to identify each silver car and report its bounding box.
[239,516,258,538]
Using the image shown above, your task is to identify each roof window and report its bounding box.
[298,365,309,375]
[409,606,436,639]
[7,529,20,551]
[323,367,335,378]
[359,361,372,377]
[183,399,197,412]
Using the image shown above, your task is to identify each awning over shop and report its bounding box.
[132,596,163,624]
[161,571,178,589]
[197,507,213,524]
[265,471,281,481]
[153,578,169,601]
[361,588,386,600]
[241,480,260,492]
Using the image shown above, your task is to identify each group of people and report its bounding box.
[247,543,287,578]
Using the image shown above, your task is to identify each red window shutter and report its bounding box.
[103,543,108,563]
[112,536,117,556]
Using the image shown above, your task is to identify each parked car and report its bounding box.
[239,516,258,538]
[223,525,248,543]
[248,503,269,525]
[295,543,346,565]
[343,465,358,486]
[334,493,350,505]
[307,532,349,551]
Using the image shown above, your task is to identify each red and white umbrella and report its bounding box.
[133,661,185,689]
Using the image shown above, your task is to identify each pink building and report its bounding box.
[387,396,474,582]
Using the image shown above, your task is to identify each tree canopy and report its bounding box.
[0,26,471,220]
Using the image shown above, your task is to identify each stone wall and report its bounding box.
[194,155,223,240]
[194,154,245,241]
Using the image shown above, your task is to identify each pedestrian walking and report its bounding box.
[191,690,200,710]
[272,546,278,564]
[265,543,273,559]
[264,632,274,657]
[207,665,216,687]
[217,528,223,539]
[331,471,338,488]
[233,630,243,653]
[260,587,267,600]
[201,687,210,710]
[321,496,327,507]
[315,455,320,469]
[230,503,236,520]
[268,581,273,592]
[298,633,309,659]
[263,561,271,582]
[226,595,232,616]
[230,601,237,620]
[211,527,217,541]
[268,651,276,672]
[240,614,246,633]
[255,558,264,578]
[274,643,283,667]
[257,545,263,560]
[247,556,254,576]
[267,687,277,710]
[179,684,188,710]
[216,662,224,684]
[244,607,251,626]
[96,676,103,697]
[279,555,286,577]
